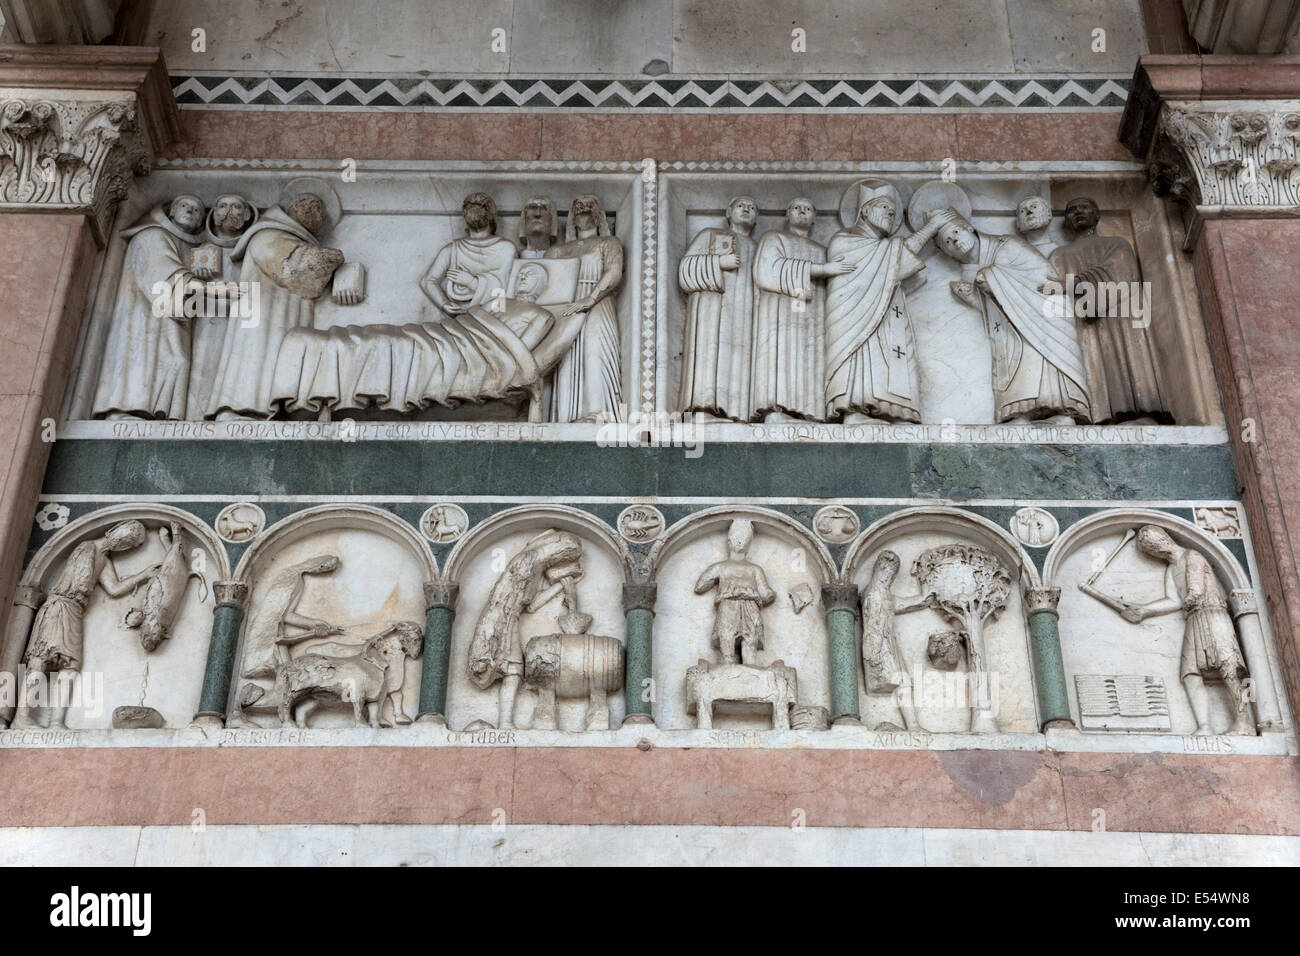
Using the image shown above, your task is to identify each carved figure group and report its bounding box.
[677,181,1173,427]
[3,505,1271,739]
[13,519,210,730]
[858,545,1010,733]
[92,189,624,425]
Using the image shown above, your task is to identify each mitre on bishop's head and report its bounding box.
[858,180,902,231]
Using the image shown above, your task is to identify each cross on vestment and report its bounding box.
[892,345,907,359]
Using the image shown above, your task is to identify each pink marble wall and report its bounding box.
[0,746,1295,832]
[0,214,97,622]
[1196,218,1300,723]
[167,110,1129,163]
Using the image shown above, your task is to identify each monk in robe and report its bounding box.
[187,193,256,418]
[1050,197,1170,424]
[931,207,1092,424]
[677,196,759,422]
[421,192,518,316]
[824,182,943,423]
[751,198,851,422]
[92,195,205,420]
[204,193,354,420]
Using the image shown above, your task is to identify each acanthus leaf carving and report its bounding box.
[1155,102,1300,211]
[0,92,152,240]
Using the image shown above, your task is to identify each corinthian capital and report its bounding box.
[0,90,151,237]
[0,46,179,242]
[1151,101,1300,212]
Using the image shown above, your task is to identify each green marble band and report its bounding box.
[43,439,1239,502]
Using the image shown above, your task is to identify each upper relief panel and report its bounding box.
[64,161,647,432]
[62,160,1222,443]
[660,167,1220,439]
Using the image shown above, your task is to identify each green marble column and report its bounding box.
[195,582,249,726]
[623,583,656,725]
[822,584,861,725]
[417,581,459,724]
[1025,587,1072,729]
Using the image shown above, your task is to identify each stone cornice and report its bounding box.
[1120,55,1300,241]
[0,45,179,149]
[0,45,179,241]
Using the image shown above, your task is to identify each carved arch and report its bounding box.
[841,506,1041,590]
[1042,507,1249,591]
[233,504,437,585]
[646,505,838,585]
[20,503,231,588]
[442,504,633,585]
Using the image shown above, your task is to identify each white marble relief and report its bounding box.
[843,508,1040,735]
[420,503,469,544]
[1195,506,1241,538]
[65,164,646,428]
[657,166,1221,434]
[1074,674,1172,732]
[3,499,1286,749]
[227,505,432,729]
[4,506,227,730]
[1010,507,1059,547]
[648,508,835,731]
[445,506,630,733]
[813,505,860,544]
[617,505,665,542]
[62,162,1230,437]
[1047,510,1280,737]
[215,502,266,543]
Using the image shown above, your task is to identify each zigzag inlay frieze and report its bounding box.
[171,74,1130,111]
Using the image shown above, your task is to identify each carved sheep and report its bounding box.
[685,659,798,730]
[275,621,423,728]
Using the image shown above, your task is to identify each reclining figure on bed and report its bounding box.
[270,260,585,423]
